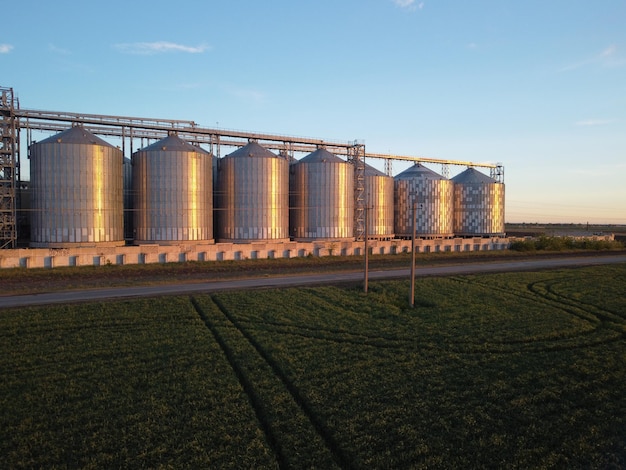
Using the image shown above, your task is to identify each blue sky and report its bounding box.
[2,0,625,224]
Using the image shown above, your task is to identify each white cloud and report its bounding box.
[560,58,589,72]
[575,119,615,127]
[392,0,424,11]
[114,41,209,55]
[0,44,14,54]
[599,44,626,67]
[227,86,267,105]
[600,44,616,58]
[48,43,71,55]
[561,44,624,71]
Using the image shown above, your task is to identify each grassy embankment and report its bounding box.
[1,264,625,468]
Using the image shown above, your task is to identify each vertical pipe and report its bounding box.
[121,126,126,157]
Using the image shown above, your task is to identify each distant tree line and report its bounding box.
[510,236,624,252]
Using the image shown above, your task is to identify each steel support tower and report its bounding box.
[348,142,366,241]
[0,87,19,249]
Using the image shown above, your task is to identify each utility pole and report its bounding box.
[409,199,416,307]
[364,202,369,293]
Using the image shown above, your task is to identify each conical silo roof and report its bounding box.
[451,167,497,184]
[140,134,210,154]
[37,125,115,148]
[298,147,344,164]
[226,140,278,159]
[395,163,446,181]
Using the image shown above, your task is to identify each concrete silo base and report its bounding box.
[0,237,521,269]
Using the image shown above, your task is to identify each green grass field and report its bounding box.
[1,264,625,468]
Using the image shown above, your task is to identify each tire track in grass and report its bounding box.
[188,296,286,469]
[222,297,617,356]
[448,275,624,352]
[206,294,354,470]
[535,278,626,326]
[229,277,622,355]
[190,296,345,470]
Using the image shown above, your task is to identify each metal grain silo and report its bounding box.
[451,167,505,236]
[364,163,394,239]
[216,140,289,242]
[394,163,454,238]
[29,126,124,247]
[290,148,354,241]
[133,134,213,244]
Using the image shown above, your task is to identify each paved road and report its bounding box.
[1,254,625,309]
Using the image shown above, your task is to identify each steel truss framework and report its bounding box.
[347,142,366,240]
[1,87,504,247]
[0,88,19,249]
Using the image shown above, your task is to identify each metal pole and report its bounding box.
[364,202,369,293]
[410,200,416,307]
[121,126,126,157]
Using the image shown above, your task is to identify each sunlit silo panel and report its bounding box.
[364,163,394,238]
[29,126,124,247]
[123,157,133,240]
[216,141,289,242]
[394,163,454,238]
[451,167,505,236]
[290,148,354,241]
[133,134,213,244]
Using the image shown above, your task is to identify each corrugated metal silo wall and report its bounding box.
[212,156,219,243]
[290,160,354,240]
[365,173,394,237]
[394,178,454,237]
[453,182,505,236]
[30,141,124,246]
[133,147,213,242]
[217,156,289,241]
[123,158,133,240]
[17,184,31,244]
